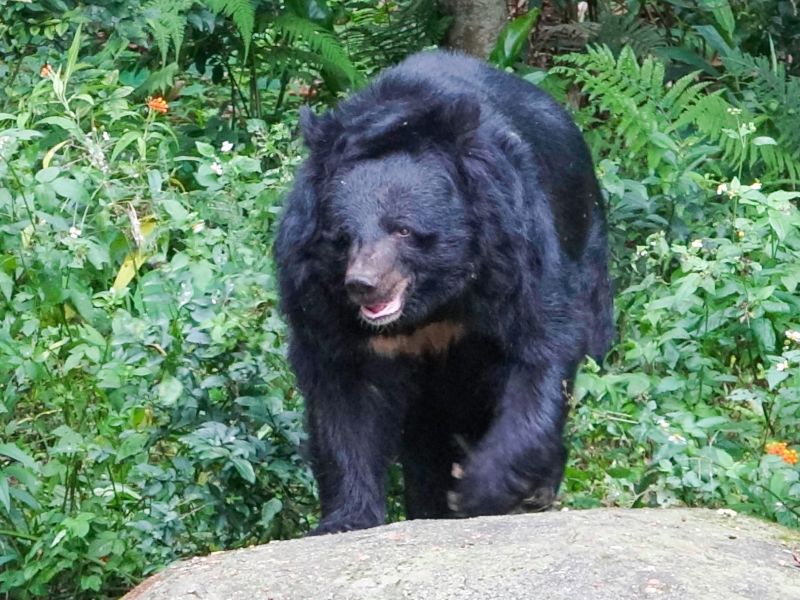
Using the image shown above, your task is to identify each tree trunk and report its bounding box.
[439,0,508,58]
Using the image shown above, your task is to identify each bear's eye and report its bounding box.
[394,227,411,238]
[323,229,350,249]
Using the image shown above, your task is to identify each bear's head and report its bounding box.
[300,92,483,329]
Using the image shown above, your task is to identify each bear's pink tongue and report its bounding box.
[361,295,402,319]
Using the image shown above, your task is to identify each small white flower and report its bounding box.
[776,360,789,372]
[691,239,703,249]
[210,161,223,176]
[69,226,81,238]
[192,221,205,234]
[102,131,110,141]
[716,182,728,195]
[656,417,669,430]
[750,180,762,190]
[220,141,233,152]
[576,1,589,22]
[785,330,800,344]
[667,433,685,443]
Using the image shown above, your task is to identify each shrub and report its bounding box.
[0,30,313,599]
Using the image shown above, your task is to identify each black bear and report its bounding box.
[274,51,613,534]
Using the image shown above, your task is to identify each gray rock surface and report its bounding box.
[123,508,799,600]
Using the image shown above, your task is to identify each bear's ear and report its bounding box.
[299,106,343,153]
[439,95,481,142]
[299,106,322,149]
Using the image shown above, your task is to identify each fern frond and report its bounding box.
[343,0,449,70]
[274,14,362,85]
[143,0,193,65]
[555,44,800,181]
[719,49,800,180]
[553,45,695,166]
[206,0,255,57]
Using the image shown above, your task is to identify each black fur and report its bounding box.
[274,51,613,534]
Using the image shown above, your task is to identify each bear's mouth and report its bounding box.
[359,281,408,326]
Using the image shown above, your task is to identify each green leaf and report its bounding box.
[780,266,800,292]
[80,574,102,592]
[195,141,216,158]
[231,457,256,483]
[751,318,776,352]
[157,374,183,406]
[63,512,92,538]
[489,9,540,68]
[147,169,163,195]
[766,367,790,390]
[0,443,38,470]
[0,271,12,301]
[693,24,732,57]
[65,23,83,82]
[35,167,61,183]
[768,211,788,240]
[753,136,777,146]
[0,474,10,512]
[695,417,728,429]
[111,131,144,162]
[699,0,735,40]
[116,433,148,462]
[51,177,87,202]
[286,0,333,29]
[161,198,190,225]
[37,116,83,137]
[713,448,735,469]
[260,497,283,525]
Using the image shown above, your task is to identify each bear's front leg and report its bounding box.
[294,348,404,535]
[449,362,571,517]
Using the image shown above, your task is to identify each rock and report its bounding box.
[123,508,799,600]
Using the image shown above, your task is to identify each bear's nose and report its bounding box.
[345,274,378,300]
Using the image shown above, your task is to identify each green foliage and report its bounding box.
[552,45,713,170]
[143,0,194,65]
[273,13,363,86]
[717,47,800,181]
[553,44,800,183]
[342,0,451,70]
[553,43,800,529]
[489,9,541,69]
[2,2,800,599]
[207,0,256,54]
[0,27,315,600]
[142,0,255,65]
[586,5,667,57]
[568,174,800,527]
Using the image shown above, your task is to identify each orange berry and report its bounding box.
[766,442,798,465]
[147,96,169,114]
[765,441,787,455]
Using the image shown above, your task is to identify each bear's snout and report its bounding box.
[345,238,399,304]
[345,238,410,325]
[344,272,379,301]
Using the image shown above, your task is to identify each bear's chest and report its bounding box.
[367,321,465,359]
